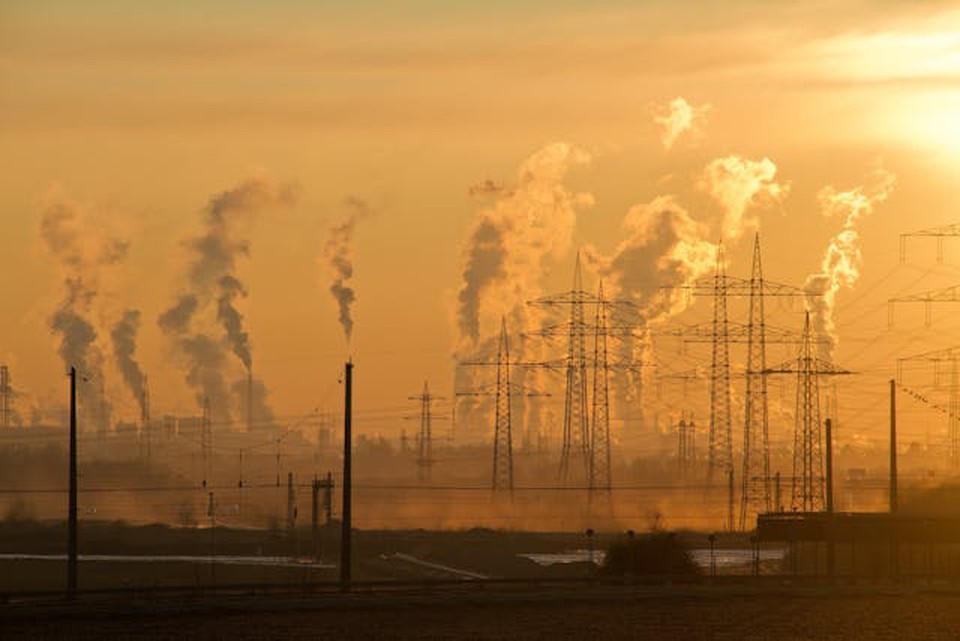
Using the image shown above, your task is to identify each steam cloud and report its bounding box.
[323,196,367,343]
[158,175,298,423]
[40,195,129,431]
[456,142,593,348]
[587,196,716,422]
[700,156,787,242]
[805,167,896,359]
[110,309,147,417]
[654,97,710,150]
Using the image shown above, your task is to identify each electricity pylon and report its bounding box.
[493,319,513,491]
[457,318,550,492]
[673,233,809,529]
[589,282,612,494]
[897,345,960,468]
[408,381,441,483]
[888,284,960,327]
[766,312,852,512]
[527,263,643,490]
[740,234,770,530]
[900,222,960,264]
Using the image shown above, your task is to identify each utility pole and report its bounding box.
[286,471,297,533]
[340,361,353,590]
[0,365,12,429]
[67,366,78,597]
[890,379,898,514]
[141,374,151,460]
[201,397,211,488]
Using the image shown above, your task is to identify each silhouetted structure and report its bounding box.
[589,283,612,495]
[740,234,771,530]
[897,345,960,468]
[408,381,440,483]
[492,320,513,492]
[900,221,960,264]
[766,312,851,511]
[201,397,211,488]
[889,284,960,327]
[0,365,11,429]
[676,414,696,478]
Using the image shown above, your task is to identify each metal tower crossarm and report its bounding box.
[889,284,960,326]
[900,222,960,263]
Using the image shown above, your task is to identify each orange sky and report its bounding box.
[2,1,960,453]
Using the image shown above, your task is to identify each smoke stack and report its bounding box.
[340,360,353,590]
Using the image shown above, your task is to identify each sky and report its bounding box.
[2,0,960,452]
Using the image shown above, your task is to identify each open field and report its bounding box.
[4,586,960,640]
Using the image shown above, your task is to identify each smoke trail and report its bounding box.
[700,155,787,242]
[653,97,711,150]
[158,175,297,420]
[456,142,593,349]
[41,195,128,431]
[805,167,896,359]
[217,275,251,369]
[322,196,367,343]
[110,309,146,416]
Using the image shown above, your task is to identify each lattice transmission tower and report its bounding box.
[492,320,513,491]
[672,234,809,529]
[589,282,612,494]
[458,318,550,492]
[766,312,851,511]
[897,345,960,468]
[900,222,960,263]
[527,261,643,491]
[408,381,441,483]
[740,234,770,530]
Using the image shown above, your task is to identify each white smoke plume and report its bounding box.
[805,167,896,359]
[587,196,716,421]
[700,156,787,242]
[158,175,298,423]
[40,194,129,431]
[456,142,593,349]
[653,97,711,150]
[110,309,146,417]
[322,196,367,343]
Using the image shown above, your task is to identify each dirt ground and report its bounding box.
[4,590,960,640]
